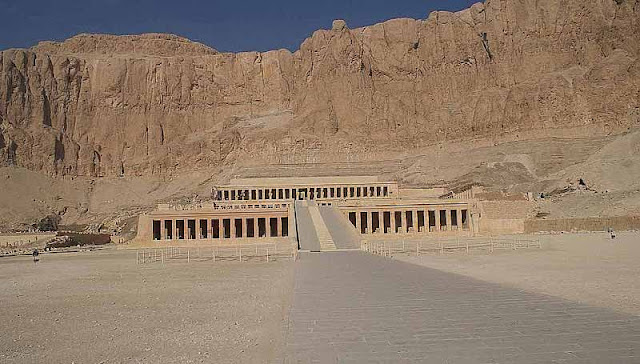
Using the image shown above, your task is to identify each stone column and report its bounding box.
[457,209,463,231]
[266,217,272,238]
[367,211,373,234]
[355,211,361,234]
[401,211,407,234]
[254,218,259,238]
[243,218,248,239]
[232,219,237,239]
[412,210,418,234]
[377,211,383,234]
[390,211,396,234]
[276,216,282,237]
[434,210,440,232]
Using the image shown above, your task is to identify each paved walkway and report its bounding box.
[284,252,640,363]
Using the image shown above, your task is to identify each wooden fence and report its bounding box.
[361,236,541,258]
[136,243,298,264]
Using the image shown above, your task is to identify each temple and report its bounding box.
[135,176,478,249]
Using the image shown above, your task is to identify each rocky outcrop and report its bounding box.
[0,0,638,178]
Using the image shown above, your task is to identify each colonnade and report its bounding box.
[217,184,393,201]
[346,207,470,234]
[152,215,289,241]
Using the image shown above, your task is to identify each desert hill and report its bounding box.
[0,0,639,232]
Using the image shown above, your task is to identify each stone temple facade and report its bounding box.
[135,176,477,249]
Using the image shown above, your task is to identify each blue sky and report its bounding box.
[0,0,479,52]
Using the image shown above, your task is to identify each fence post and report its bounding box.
[402,240,405,253]
[266,247,269,262]
[162,250,164,264]
[188,249,190,263]
[136,251,139,264]
[239,248,242,262]
[466,241,469,254]
[416,241,420,256]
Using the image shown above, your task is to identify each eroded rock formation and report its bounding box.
[0,0,639,179]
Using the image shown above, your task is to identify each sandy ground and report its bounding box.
[398,231,640,316]
[0,248,294,363]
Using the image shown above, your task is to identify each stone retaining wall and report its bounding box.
[524,216,640,233]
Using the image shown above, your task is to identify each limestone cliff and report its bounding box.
[0,0,639,179]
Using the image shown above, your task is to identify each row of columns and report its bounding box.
[218,185,392,201]
[348,208,469,234]
[153,216,288,241]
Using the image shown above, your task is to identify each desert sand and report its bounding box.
[0,249,294,363]
[399,231,640,316]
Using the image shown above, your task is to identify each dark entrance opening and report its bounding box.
[176,220,185,240]
[200,219,208,239]
[394,211,402,233]
[405,211,413,233]
[348,212,357,228]
[235,219,243,238]
[451,210,458,228]
[372,212,380,234]
[165,220,173,239]
[462,209,469,229]
[428,211,436,231]
[212,219,220,239]
[247,218,255,238]
[383,211,391,233]
[223,219,231,239]
[188,219,196,239]
[153,220,161,240]
[439,210,448,228]
[269,217,278,237]
[417,211,425,233]
[360,211,368,234]
[281,217,289,237]
[258,218,266,237]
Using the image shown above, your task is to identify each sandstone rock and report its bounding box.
[332,20,348,31]
[0,0,638,180]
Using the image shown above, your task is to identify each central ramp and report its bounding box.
[307,202,337,251]
[294,200,321,252]
[318,205,361,250]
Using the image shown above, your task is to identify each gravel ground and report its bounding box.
[398,231,640,315]
[0,248,294,363]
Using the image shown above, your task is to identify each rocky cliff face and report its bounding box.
[1,0,639,179]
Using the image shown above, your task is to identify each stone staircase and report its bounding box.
[307,201,337,251]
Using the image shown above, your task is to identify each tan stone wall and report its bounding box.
[479,219,526,236]
[525,216,640,233]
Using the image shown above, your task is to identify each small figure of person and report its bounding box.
[32,249,39,263]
